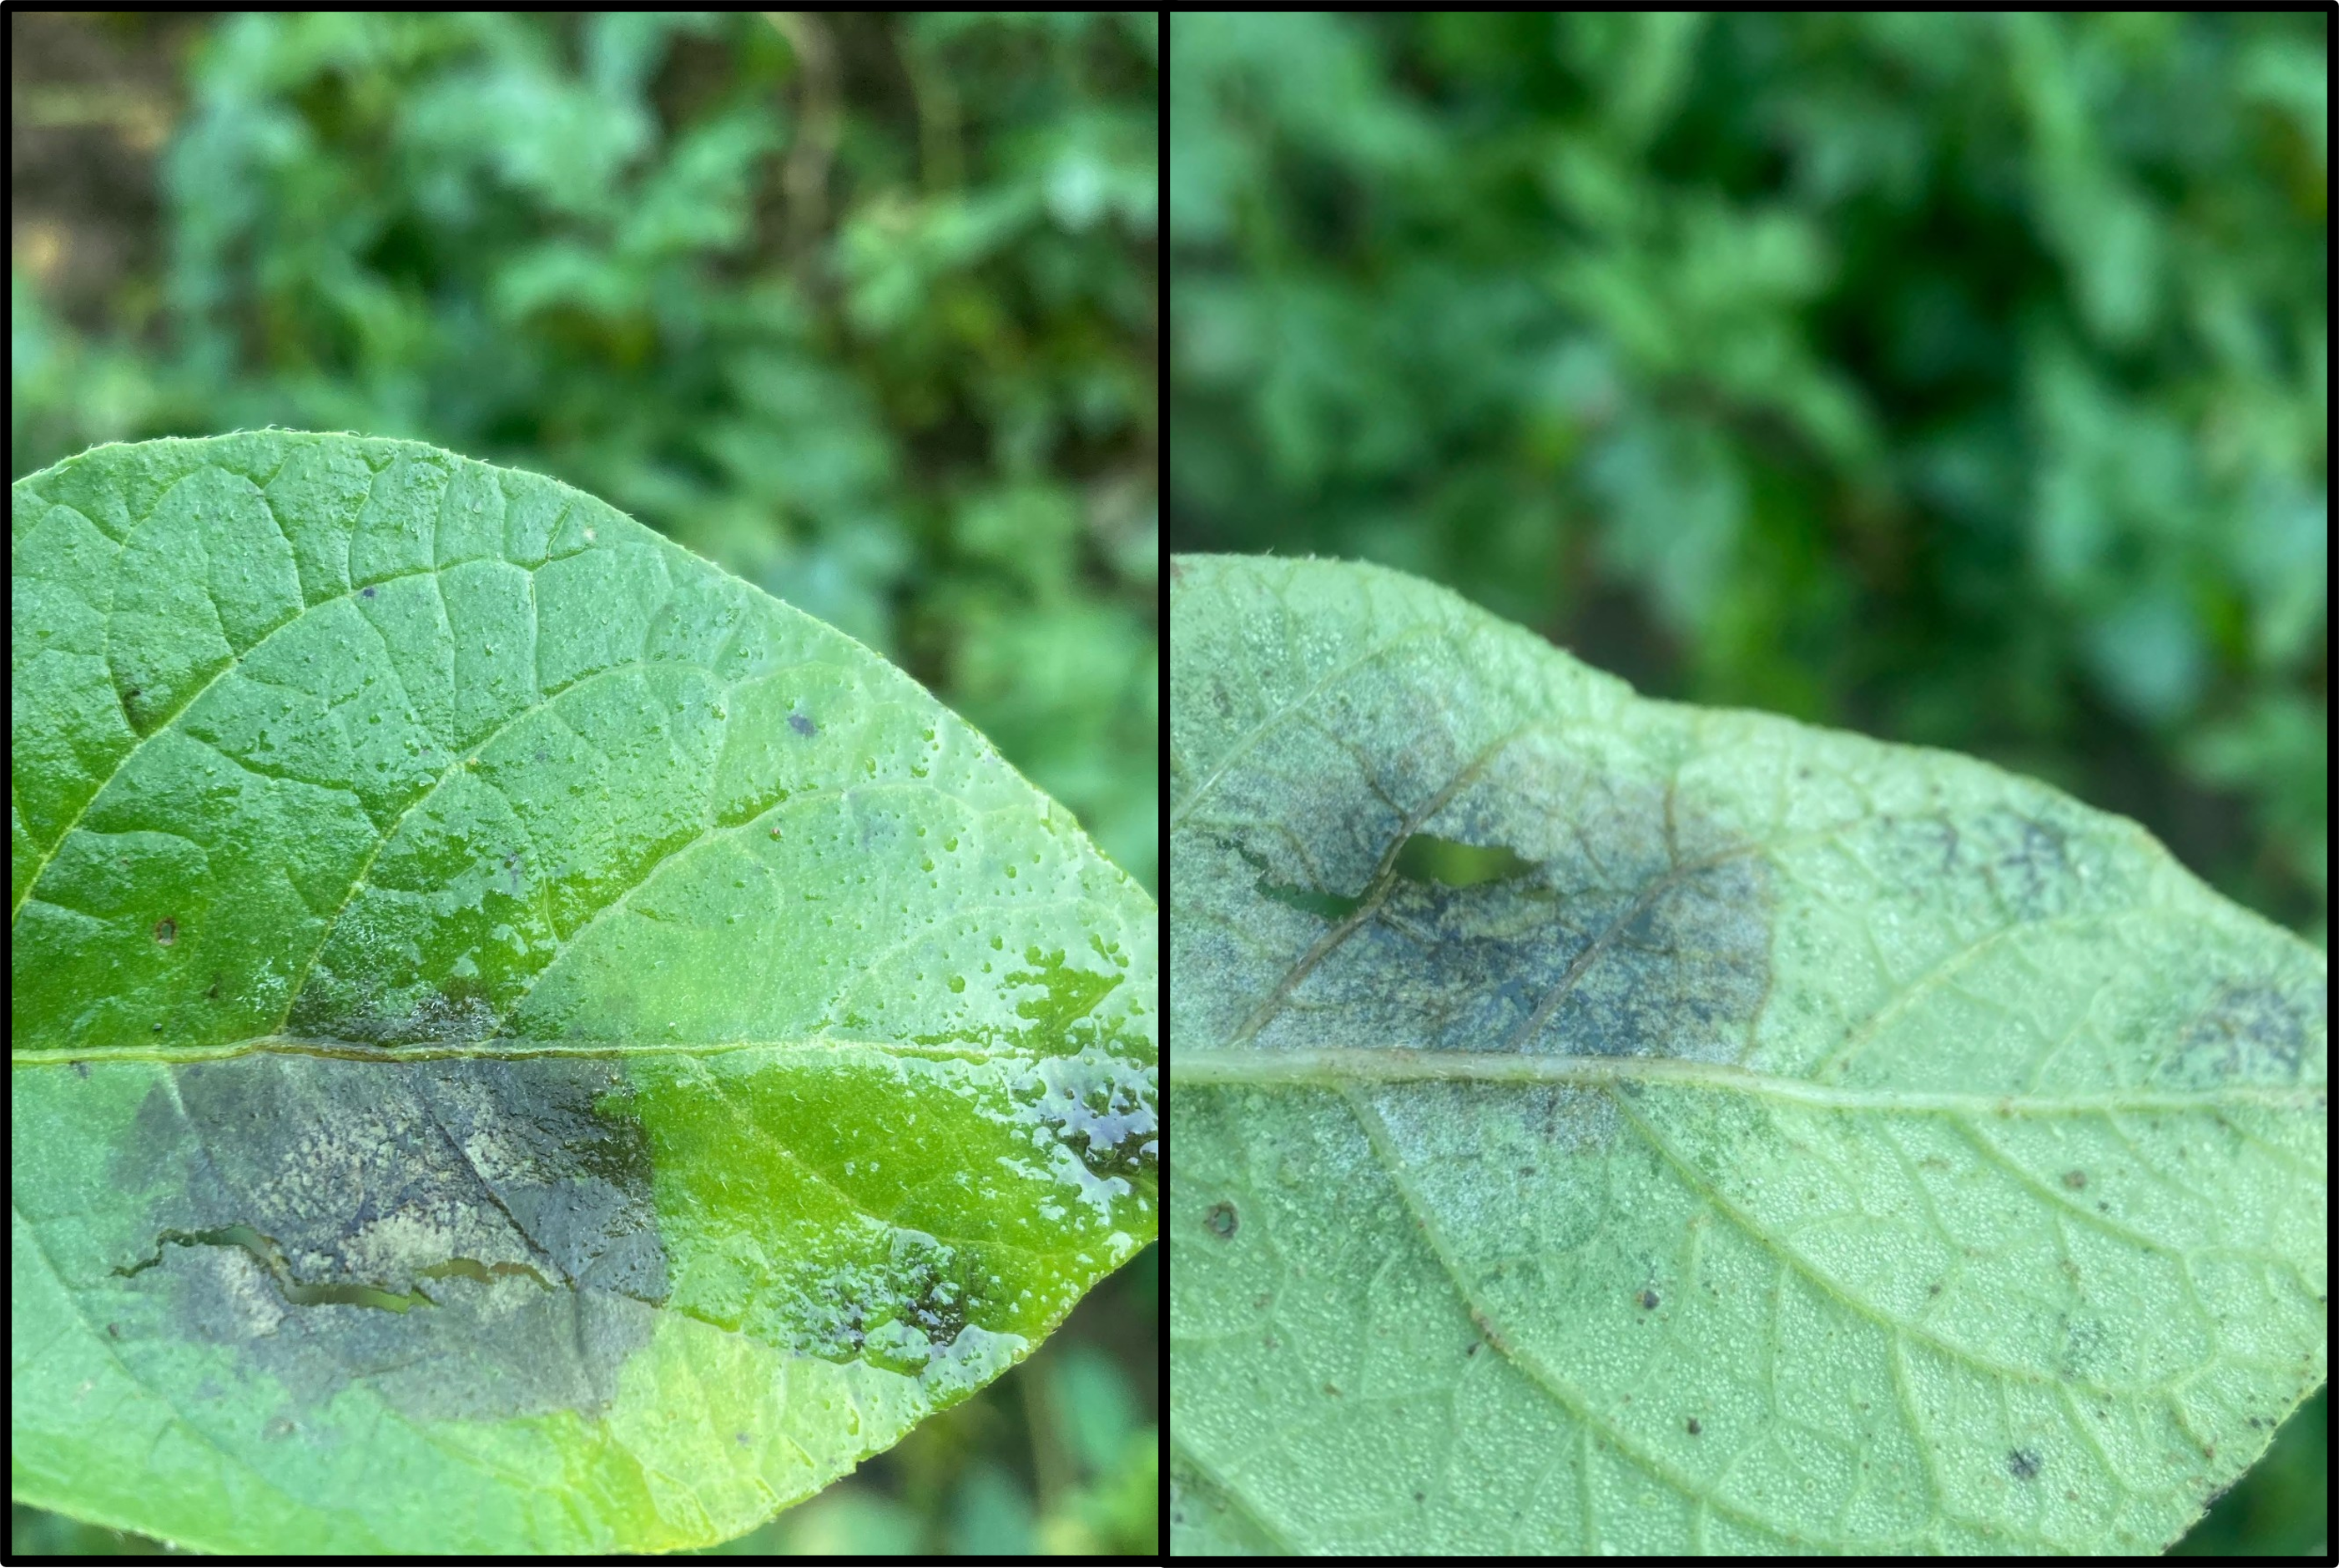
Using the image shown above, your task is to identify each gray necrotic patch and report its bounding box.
[114,1053,667,1423]
[1218,729,1776,1063]
[1020,1048,1158,1189]
[784,1227,986,1376]
[2157,977,2327,1091]
[1854,800,2139,930]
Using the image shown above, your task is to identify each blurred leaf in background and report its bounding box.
[13,8,1157,890]
[1171,11,2323,1556]
[11,8,1155,1555]
[1171,10,2323,939]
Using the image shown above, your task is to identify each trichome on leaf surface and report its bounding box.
[1167,554,2325,1556]
[11,432,1157,1554]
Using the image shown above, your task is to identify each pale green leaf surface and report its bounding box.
[10,432,1157,1554]
[1167,554,2325,1555]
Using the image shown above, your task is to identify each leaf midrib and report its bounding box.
[11,1036,1111,1067]
[1167,1047,2317,1114]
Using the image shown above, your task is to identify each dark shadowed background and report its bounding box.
[1170,11,2324,1556]
[12,10,1156,1555]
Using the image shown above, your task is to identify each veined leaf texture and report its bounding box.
[1168,554,2324,1555]
[11,433,1156,1553]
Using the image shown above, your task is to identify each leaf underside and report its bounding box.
[12,432,1157,1553]
[1168,554,2325,1557]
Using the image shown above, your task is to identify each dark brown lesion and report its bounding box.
[1468,1303,1514,1356]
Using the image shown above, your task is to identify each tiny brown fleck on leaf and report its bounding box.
[1686,1417,1701,1435]
[1637,1288,1660,1310]
[154,917,177,946]
[2062,1169,2087,1190]
[1205,1202,1238,1239]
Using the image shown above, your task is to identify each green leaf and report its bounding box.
[11,432,1156,1554]
[1167,554,2325,1555]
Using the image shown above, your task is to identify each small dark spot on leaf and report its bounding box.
[1465,1343,1479,1357]
[2062,1169,2087,1190]
[736,1431,752,1447]
[1686,1417,1701,1435]
[360,586,377,598]
[1323,1383,1341,1397]
[1638,1288,1660,1310]
[1204,1202,1238,1239]
[1413,1491,1425,1504]
[789,711,816,737]
[73,1061,90,1079]
[207,979,220,1000]
[2009,1448,2041,1480]
[1171,560,1185,582]
[1928,1282,1943,1297]
[154,918,177,946]
[106,1323,120,1338]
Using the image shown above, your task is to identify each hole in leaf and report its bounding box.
[1233,841,1366,921]
[1256,880,1364,920]
[1392,833,1535,889]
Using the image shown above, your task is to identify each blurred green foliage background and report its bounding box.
[1171,11,2324,1557]
[11,9,1155,1555]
